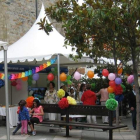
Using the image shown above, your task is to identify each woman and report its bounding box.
[81,84,97,124]
[78,83,86,104]
[44,82,59,121]
[96,83,109,124]
[29,99,44,135]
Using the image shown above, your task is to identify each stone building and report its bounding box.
[0,0,63,45]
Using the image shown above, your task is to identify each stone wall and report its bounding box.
[0,0,63,45]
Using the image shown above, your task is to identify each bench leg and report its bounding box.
[109,130,113,140]
[66,126,69,137]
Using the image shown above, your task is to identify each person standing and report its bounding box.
[81,84,97,124]
[128,85,136,130]
[44,82,59,122]
[18,100,30,136]
[78,83,86,104]
[96,83,109,123]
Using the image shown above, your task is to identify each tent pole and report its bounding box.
[4,49,10,140]
[57,54,60,90]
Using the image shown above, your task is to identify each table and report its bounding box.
[0,106,18,128]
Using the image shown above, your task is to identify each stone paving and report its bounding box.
[0,116,136,140]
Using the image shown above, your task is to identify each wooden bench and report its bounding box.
[41,104,127,140]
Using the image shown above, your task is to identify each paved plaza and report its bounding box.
[0,116,136,140]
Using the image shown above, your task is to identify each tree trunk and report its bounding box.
[112,40,119,125]
[131,48,140,140]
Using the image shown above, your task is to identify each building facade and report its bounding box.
[0,0,63,44]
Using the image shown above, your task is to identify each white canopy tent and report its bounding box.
[0,4,95,67]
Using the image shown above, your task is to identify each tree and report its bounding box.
[38,0,140,139]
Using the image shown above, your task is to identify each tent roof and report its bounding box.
[0,5,80,65]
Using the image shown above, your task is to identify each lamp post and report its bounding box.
[35,0,38,19]
[0,41,9,140]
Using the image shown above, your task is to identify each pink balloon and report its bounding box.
[16,79,22,84]
[108,73,115,81]
[74,71,81,81]
[127,75,134,84]
[16,84,22,90]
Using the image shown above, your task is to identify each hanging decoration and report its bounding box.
[32,73,39,81]
[0,57,57,80]
[102,69,109,77]
[105,99,118,111]
[47,73,54,81]
[127,75,134,84]
[109,93,115,99]
[67,96,77,105]
[60,72,67,81]
[26,96,35,108]
[73,71,81,81]
[87,71,94,79]
[58,98,69,109]
[107,86,114,93]
[108,73,115,81]
[115,77,122,85]
[11,80,17,86]
[57,89,65,98]
[22,77,28,81]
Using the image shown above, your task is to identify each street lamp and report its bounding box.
[0,41,10,140]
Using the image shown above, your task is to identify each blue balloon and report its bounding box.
[115,94,124,102]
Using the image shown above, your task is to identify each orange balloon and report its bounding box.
[107,86,114,93]
[60,73,67,81]
[87,71,94,79]
[118,68,123,74]
[22,77,28,81]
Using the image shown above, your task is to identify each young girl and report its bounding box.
[19,100,30,135]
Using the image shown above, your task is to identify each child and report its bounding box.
[18,100,30,135]
[12,100,22,135]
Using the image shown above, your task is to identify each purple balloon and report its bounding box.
[108,73,115,81]
[74,71,81,81]
[32,73,39,81]
[115,77,122,85]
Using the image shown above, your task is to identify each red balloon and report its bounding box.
[109,81,116,87]
[102,69,109,77]
[47,73,54,81]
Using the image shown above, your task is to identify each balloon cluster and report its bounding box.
[0,79,4,88]
[102,69,125,104]
[58,93,77,109]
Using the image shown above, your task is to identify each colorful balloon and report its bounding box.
[47,73,55,81]
[127,75,134,84]
[102,69,109,77]
[60,73,67,81]
[115,77,122,85]
[73,71,81,81]
[109,81,116,87]
[108,73,115,81]
[87,71,94,79]
[32,73,39,81]
[107,86,114,93]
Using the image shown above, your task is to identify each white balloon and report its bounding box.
[32,80,36,85]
